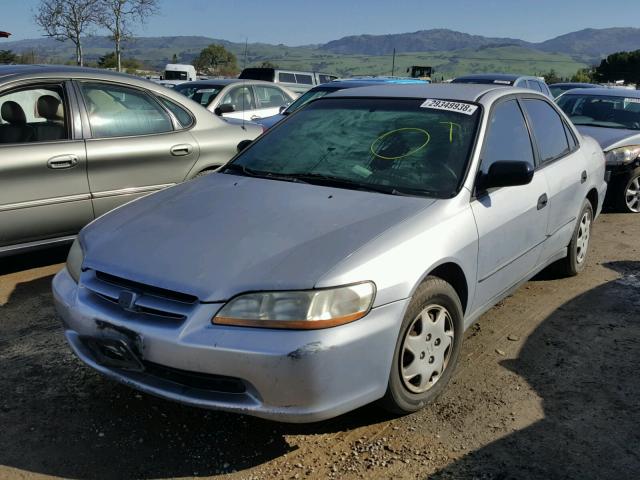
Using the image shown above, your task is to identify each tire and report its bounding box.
[381,276,464,415]
[558,199,593,277]
[195,168,217,178]
[615,167,640,213]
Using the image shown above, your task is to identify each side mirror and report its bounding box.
[279,105,287,114]
[237,139,252,153]
[214,104,235,116]
[478,161,534,190]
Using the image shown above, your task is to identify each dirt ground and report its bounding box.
[1,212,639,480]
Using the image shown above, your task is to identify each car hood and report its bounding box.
[81,173,434,302]
[254,114,285,129]
[576,125,640,151]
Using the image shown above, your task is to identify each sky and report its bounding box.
[1,0,639,45]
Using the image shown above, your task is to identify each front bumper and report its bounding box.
[52,267,408,423]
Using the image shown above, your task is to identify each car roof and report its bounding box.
[175,79,277,87]
[550,82,598,87]
[453,73,532,82]
[560,87,640,98]
[0,64,135,79]
[323,83,508,102]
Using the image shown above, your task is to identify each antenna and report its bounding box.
[242,37,248,130]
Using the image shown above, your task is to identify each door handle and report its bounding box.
[250,115,260,120]
[47,154,78,169]
[537,193,548,210]
[170,144,192,156]
[580,170,587,184]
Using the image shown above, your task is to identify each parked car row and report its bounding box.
[3,62,634,423]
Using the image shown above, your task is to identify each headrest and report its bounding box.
[37,95,63,121]
[1,101,27,124]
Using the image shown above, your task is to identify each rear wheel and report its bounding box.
[558,199,593,277]
[616,167,640,213]
[381,277,463,415]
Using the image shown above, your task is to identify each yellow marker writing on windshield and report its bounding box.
[370,128,431,160]
[439,122,461,143]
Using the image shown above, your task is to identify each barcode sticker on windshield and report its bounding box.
[420,99,478,116]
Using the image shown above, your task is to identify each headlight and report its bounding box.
[605,145,640,164]
[66,238,85,283]
[213,282,376,329]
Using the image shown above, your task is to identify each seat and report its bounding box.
[0,101,33,143]
[33,95,66,141]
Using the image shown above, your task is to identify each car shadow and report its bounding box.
[0,245,69,276]
[0,271,393,479]
[429,260,640,479]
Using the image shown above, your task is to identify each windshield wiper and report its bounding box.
[223,163,308,184]
[284,173,437,197]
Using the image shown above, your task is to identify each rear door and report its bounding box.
[76,81,200,217]
[470,97,549,311]
[0,81,92,250]
[520,96,586,261]
[250,84,293,119]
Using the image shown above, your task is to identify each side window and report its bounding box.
[0,85,69,144]
[318,74,333,84]
[158,97,194,129]
[526,80,543,93]
[80,83,173,138]
[480,99,534,175]
[278,72,296,83]
[522,99,570,163]
[220,86,256,112]
[254,85,291,108]
[563,121,577,150]
[295,74,313,85]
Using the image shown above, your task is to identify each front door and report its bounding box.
[0,81,92,250]
[470,98,549,312]
[77,81,200,217]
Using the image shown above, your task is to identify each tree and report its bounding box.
[0,50,17,64]
[193,44,237,76]
[34,0,102,66]
[594,50,640,86]
[97,51,141,72]
[571,68,595,83]
[541,69,562,85]
[172,53,178,63]
[98,0,159,72]
[259,61,278,69]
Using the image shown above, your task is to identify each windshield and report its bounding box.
[284,88,338,114]
[165,71,188,81]
[226,98,481,198]
[174,84,224,106]
[557,94,640,130]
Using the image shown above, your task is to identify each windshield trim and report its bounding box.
[225,96,484,199]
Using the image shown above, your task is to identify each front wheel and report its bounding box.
[558,199,593,277]
[381,277,464,415]
[616,167,640,213]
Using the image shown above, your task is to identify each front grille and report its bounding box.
[95,271,197,304]
[83,270,198,322]
[143,361,246,394]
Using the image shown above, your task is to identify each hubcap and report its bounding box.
[625,175,640,213]
[576,209,591,264]
[400,304,454,394]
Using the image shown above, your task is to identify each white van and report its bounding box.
[239,68,337,94]
[159,64,197,88]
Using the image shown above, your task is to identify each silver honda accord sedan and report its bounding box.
[53,84,607,422]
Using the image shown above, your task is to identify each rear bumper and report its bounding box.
[52,267,407,422]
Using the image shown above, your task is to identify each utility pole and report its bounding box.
[391,48,396,77]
